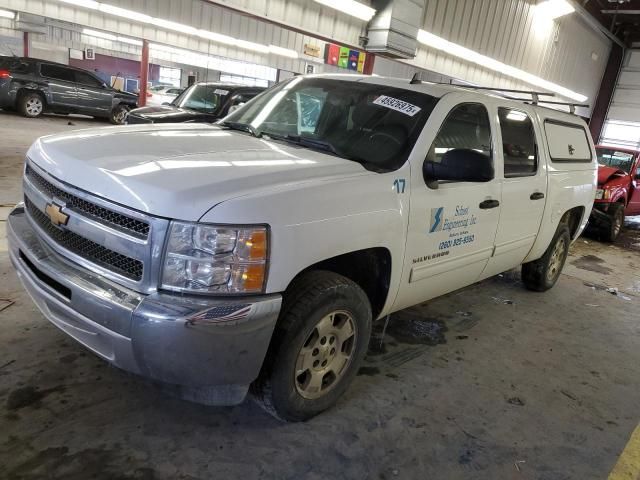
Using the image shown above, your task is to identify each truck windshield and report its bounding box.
[172,84,229,114]
[221,77,439,172]
[596,148,635,173]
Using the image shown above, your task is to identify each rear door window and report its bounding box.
[74,71,104,88]
[544,120,592,162]
[40,64,74,82]
[498,108,538,177]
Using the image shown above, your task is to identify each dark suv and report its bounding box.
[0,56,138,124]
[126,82,265,124]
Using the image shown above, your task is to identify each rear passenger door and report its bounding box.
[481,105,547,279]
[74,70,112,115]
[39,63,77,108]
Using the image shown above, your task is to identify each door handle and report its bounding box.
[530,192,545,200]
[479,199,500,209]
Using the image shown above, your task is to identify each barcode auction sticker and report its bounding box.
[373,96,422,117]
[214,89,230,96]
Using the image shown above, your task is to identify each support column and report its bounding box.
[138,39,149,107]
[589,43,624,143]
[23,32,29,57]
[363,53,376,75]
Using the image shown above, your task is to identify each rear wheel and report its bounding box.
[252,271,372,422]
[109,104,129,125]
[522,224,571,292]
[602,203,625,242]
[18,92,44,118]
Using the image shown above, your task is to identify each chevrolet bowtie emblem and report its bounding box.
[45,202,69,227]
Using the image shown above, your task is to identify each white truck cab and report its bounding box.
[7,74,597,421]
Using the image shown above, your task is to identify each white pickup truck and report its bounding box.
[8,74,597,421]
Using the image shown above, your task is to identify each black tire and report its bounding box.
[109,104,129,125]
[252,270,372,422]
[18,91,45,118]
[602,203,625,242]
[522,224,571,292]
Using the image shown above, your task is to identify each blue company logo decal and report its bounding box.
[429,207,444,233]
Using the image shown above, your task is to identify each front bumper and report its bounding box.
[7,205,281,405]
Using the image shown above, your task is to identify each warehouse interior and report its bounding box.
[0,0,639,478]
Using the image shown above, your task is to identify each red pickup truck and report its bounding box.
[591,146,640,241]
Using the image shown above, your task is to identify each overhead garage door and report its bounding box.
[602,49,640,148]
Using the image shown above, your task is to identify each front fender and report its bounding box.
[199,167,410,315]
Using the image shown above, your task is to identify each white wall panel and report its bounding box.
[205,0,369,47]
[384,0,611,114]
[0,0,351,76]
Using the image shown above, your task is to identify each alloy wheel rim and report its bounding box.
[114,109,127,124]
[26,98,42,116]
[547,237,567,282]
[613,213,623,236]
[294,310,357,400]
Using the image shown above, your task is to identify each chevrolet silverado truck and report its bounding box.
[590,146,640,241]
[7,75,597,421]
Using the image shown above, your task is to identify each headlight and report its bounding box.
[595,189,604,200]
[161,221,268,294]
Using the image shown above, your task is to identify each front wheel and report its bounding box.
[252,271,372,422]
[522,225,571,292]
[602,203,625,242]
[109,104,129,125]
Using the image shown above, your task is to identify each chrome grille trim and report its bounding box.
[23,160,170,293]
[25,164,150,238]
[25,197,143,281]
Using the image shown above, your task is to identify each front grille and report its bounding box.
[25,165,150,238]
[25,197,143,281]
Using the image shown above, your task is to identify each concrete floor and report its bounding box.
[1,110,639,479]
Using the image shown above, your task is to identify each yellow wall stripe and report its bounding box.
[609,424,640,480]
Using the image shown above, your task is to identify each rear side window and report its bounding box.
[544,120,592,162]
[498,108,537,177]
[40,64,74,82]
[74,71,103,88]
[427,103,492,164]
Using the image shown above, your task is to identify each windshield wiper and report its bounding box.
[220,121,260,137]
[265,133,342,156]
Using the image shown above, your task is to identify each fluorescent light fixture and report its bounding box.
[117,36,143,46]
[99,4,151,23]
[535,0,575,20]
[269,45,299,58]
[83,28,142,46]
[0,8,15,19]
[416,29,587,102]
[506,111,528,121]
[83,28,116,41]
[59,0,99,9]
[313,0,376,21]
[55,0,298,58]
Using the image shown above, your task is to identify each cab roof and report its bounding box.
[304,73,586,125]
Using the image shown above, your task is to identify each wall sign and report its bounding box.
[85,47,95,60]
[324,43,366,73]
[304,44,322,58]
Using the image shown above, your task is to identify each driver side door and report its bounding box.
[392,95,502,311]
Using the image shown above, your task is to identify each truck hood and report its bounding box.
[29,123,368,220]
[597,164,628,185]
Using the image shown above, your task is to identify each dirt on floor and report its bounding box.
[1,112,639,480]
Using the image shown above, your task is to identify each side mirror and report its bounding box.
[228,102,245,114]
[102,83,108,89]
[423,149,493,189]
